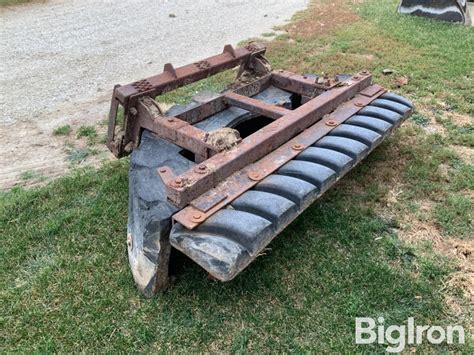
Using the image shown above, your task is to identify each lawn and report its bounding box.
[1,0,473,352]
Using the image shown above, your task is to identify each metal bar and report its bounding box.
[270,70,338,97]
[107,43,267,157]
[137,98,217,158]
[160,72,373,207]
[223,92,291,119]
[173,84,386,229]
[115,43,266,104]
[174,75,272,124]
[107,85,121,150]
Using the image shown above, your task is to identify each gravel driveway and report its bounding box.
[0,0,307,189]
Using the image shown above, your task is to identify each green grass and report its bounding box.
[19,170,44,182]
[0,161,462,352]
[433,194,473,238]
[53,125,72,136]
[76,125,98,145]
[0,0,35,6]
[1,0,473,352]
[261,32,277,37]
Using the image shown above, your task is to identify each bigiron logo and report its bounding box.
[355,317,465,353]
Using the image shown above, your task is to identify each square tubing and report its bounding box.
[160,72,373,207]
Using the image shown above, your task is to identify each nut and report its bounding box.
[325,120,337,127]
[355,101,365,107]
[291,143,304,151]
[194,164,208,174]
[159,168,167,174]
[352,75,360,81]
[172,177,184,187]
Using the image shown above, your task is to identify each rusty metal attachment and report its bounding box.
[107,43,385,224]
[109,43,414,295]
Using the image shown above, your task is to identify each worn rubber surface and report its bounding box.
[170,93,413,281]
[127,86,293,296]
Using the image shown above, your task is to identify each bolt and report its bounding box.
[167,118,174,123]
[303,75,308,79]
[173,177,184,187]
[292,143,304,151]
[355,101,365,107]
[191,212,204,221]
[325,120,337,127]
[353,75,360,81]
[159,168,167,173]
[361,70,369,75]
[194,164,207,174]
[248,171,262,181]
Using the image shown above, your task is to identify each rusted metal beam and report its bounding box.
[173,84,386,229]
[137,97,218,159]
[223,92,291,119]
[115,43,266,104]
[107,43,267,157]
[270,70,338,97]
[174,74,272,124]
[160,72,373,207]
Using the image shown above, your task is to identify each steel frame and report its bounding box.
[107,43,387,228]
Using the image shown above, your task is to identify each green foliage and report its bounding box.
[0,161,456,352]
[433,194,473,238]
[410,113,430,127]
[53,125,72,136]
[77,125,98,145]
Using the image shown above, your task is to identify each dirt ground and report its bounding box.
[0,0,307,190]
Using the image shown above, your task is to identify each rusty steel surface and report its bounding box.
[172,84,386,229]
[107,43,267,157]
[160,72,373,207]
[175,75,272,124]
[137,97,218,161]
[270,70,337,97]
[223,92,291,119]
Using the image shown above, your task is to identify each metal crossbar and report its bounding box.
[107,43,384,227]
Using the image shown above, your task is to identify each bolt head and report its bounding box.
[194,164,208,174]
[291,143,304,151]
[355,101,364,107]
[248,171,262,181]
[191,213,204,221]
[159,168,167,173]
[325,120,337,127]
[167,118,174,123]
